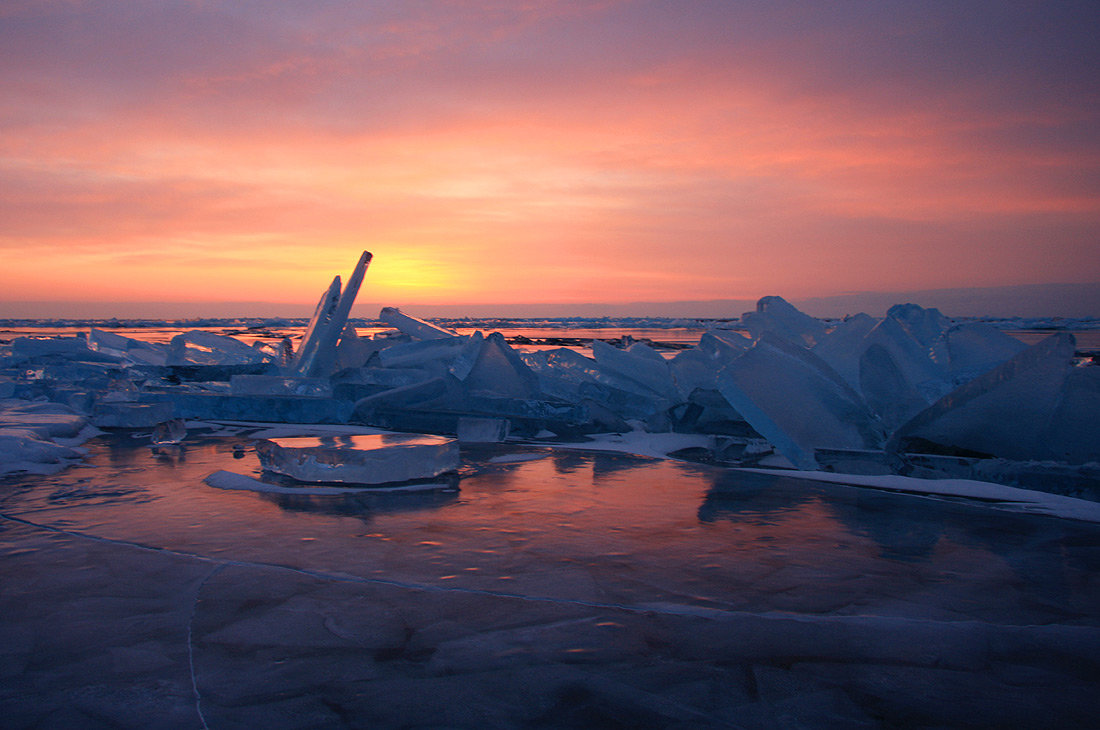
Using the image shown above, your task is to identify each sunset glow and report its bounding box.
[1,1,1097,317]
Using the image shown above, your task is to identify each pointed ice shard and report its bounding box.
[291,275,342,376]
[299,251,372,378]
[888,333,1077,461]
[458,332,540,398]
[716,333,885,469]
[289,252,372,378]
[379,307,459,340]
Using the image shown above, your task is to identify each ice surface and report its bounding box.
[888,333,1081,462]
[379,306,459,340]
[167,330,270,367]
[716,333,885,469]
[255,433,460,484]
[4,433,1100,729]
[741,468,1100,523]
[739,295,828,347]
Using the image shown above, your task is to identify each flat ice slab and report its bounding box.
[255,433,459,484]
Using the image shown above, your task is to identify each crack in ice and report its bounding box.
[188,564,225,730]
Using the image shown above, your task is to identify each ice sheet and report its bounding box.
[3,434,1098,729]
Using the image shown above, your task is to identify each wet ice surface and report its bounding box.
[2,432,1099,729]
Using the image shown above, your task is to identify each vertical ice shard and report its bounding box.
[291,251,372,378]
[379,307,459,340]
[888,333,1077,461]
[291,276,342,376]
[716,333,885,469]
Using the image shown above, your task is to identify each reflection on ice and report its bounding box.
[2,433,1099,727]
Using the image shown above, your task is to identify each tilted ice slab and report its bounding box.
[716,333,885,470]
[379,307,459,340]
[255,433,460,484]
[88,328,167,366]
[888,333,1088,462]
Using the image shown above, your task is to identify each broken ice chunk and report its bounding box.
[888,332,1086,461]
[888,333,1081,462]
[88,328,168,366]
[287,251,372,378]
[0,428,85,475]
[0,400,88,439]
[255,433,459,484]
[943,322,1027,382]
[167,331,270,367]
[151,418,187,445]
[92,401,175,428]
[739,296,827,347]
[458,332,540,398]
[858,343,929,430]
[887,302,951,351]
[1040,364,1100,464]
[379,307,459,340]
[591,340,677,401]
[457,417,510,443]
[230,374,334,398]
[811,313,878,381]
[716,333,885,470]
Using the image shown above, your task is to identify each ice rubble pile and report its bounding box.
[0,250,1096,484]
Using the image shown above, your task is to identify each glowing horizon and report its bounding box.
[2,1,1098,316]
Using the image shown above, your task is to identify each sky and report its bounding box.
[1,0,1098,318]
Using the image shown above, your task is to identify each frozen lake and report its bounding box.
[2,428,1098,728]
